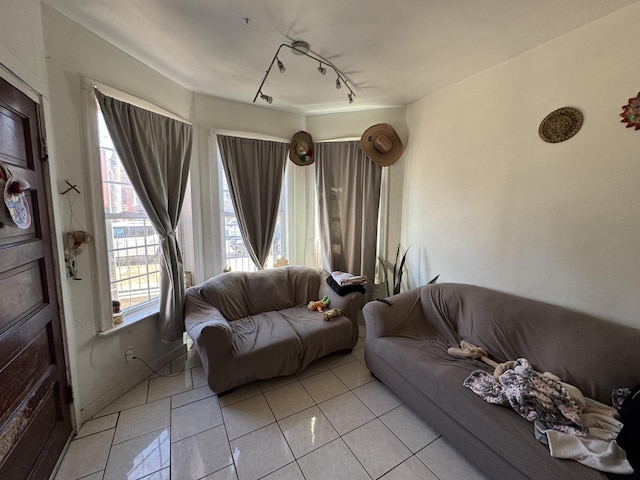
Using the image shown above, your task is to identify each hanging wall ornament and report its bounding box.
[538,107,583,143]
[0,163,13,226]
[0,161,32,229]
[64,230,93,280]
[620,92,640,130]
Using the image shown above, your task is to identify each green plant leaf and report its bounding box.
[392,245,410,295]
[392,244,400,295]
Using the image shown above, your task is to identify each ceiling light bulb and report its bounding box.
[318,63,326,75]
[260,93,273,104]
[348,93,353,104]
[335,78,341,89]
[277,58,286,73]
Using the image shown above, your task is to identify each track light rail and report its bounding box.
[253,42,355,104]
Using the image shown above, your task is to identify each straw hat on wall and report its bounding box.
[359,123,404,166]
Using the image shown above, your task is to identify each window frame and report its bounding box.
[99,129,162,312]
[212,130,292,273]
[83,78,190,335]
[219,158,288,272]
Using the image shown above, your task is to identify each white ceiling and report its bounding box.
[43,0,638,115]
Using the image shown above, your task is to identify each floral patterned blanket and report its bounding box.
[463,358,587,436]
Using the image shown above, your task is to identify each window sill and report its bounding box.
[98,304,159,338]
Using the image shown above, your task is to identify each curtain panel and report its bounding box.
[95,89,192,342]
[315,141,382,301]
[216,135,288,269]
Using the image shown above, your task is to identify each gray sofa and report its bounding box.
[185,266,364,394]
[363,283,640,480]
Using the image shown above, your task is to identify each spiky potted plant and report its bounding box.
[377,245,439,297]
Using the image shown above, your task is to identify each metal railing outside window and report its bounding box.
[220,166,286,272]
[98,112,160,311]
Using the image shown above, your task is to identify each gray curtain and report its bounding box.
[95,89,192,342]
[315,141,382,301]
[217,135,288,269]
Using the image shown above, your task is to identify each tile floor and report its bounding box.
[54,325,488,480]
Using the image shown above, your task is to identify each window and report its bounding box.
[98,110,160,311]
[220,166,287,271]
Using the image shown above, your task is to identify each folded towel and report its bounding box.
[331,271,367,286]
[326,275,366,296]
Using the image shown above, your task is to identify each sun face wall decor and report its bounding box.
[620,92,640,130]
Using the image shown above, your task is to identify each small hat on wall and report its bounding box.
[289,131,314,166]
[359,123,404,166]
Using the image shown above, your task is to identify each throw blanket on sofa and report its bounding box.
[462,354,633,474]
[464,358,588,436]
[535,411,633,474]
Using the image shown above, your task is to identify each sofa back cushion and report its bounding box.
[420,283,640,404]
[196,266,321,320]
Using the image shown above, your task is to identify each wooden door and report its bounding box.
[0,76,72,478]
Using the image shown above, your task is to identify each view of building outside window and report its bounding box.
[221,167,286,272]
[98,111,160,311]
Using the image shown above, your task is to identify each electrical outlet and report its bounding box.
[124,347,134,363]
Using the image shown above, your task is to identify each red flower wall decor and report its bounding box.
[620,92,640,130]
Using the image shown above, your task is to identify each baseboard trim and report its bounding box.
[79,343,187,423]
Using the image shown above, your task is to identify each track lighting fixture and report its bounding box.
[253,40,355,105]
[259,91,273,104]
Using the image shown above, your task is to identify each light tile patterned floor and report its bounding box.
[54,325,488,480]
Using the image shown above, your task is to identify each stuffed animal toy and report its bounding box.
[323,308,342,320]
[308,295,330,312]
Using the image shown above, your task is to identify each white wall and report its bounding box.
[403,2,640,327]
[41,4,192,420]
[0,0,47,94]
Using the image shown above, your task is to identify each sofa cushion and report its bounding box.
[279,307,354,367]
[197,266,322,320]
[228,311,303,380]
[420,283,640,404]
[367,334,607,480]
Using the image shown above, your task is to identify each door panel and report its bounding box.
[0,102,30,168]
[0,75,72,479]
[0,260,45,333]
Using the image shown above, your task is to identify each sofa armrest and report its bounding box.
[362,287,428,339]
[319,283,365,322]
[319,280,365,346]
[185,288,233,365]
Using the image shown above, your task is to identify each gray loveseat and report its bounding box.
[363,283,640,480]
[185,266,364,394]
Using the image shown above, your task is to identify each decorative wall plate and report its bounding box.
[539,107,583,143]
[620,92,640,130]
